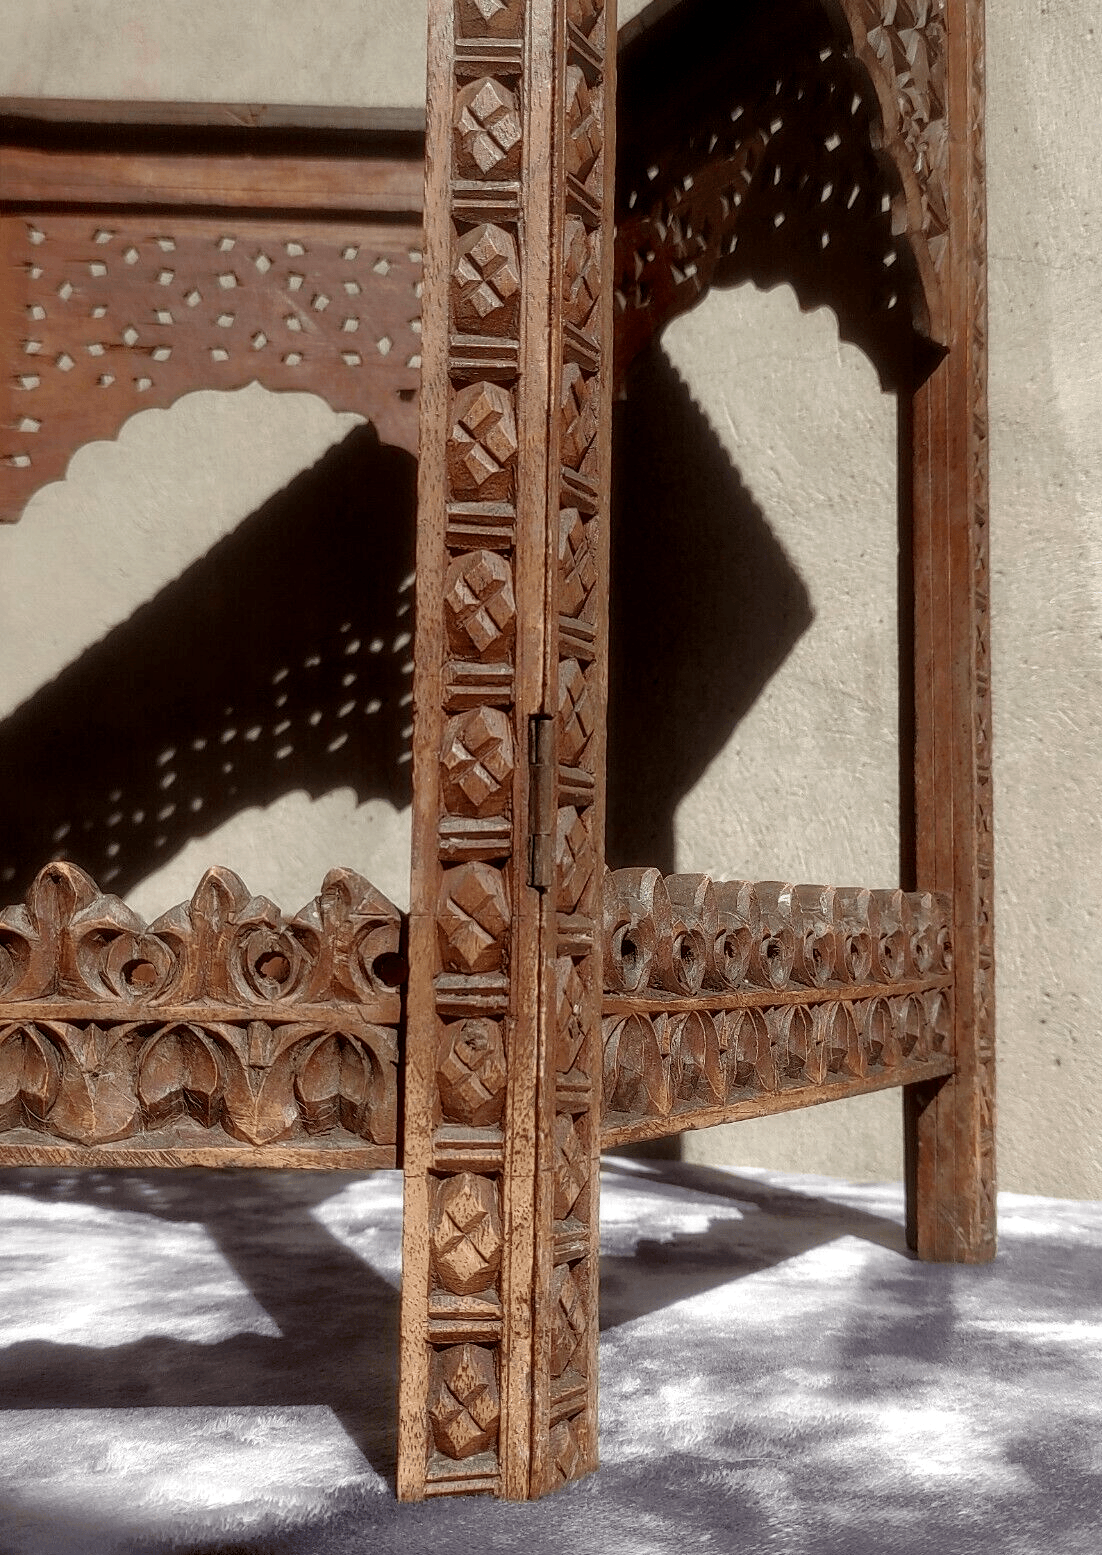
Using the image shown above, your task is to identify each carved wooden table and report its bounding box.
[0,0,993,1504]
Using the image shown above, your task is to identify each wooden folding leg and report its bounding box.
[398,0,617,1500]
[905,0,996,1264]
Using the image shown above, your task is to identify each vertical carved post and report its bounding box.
[906,0,995,1262]
[399,0,616,1500]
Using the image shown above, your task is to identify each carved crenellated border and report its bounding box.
[0,862,403,1156]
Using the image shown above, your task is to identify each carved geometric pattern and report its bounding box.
[431,1172,504,1296]
[560,361,599,474]
[558,508,597,622]
[564,67,602,187]
[452,224,521,335]
[562,218,601,334]
[448,381,518,499]
[437,1017,508,1127]
[558,657,595,766]
[1,216,422,520]
[549,1414,586,1484]
[566,0,605,41]
[441,707,515,816]
[457,0,525,39]
[428,1344,500,1460]
[444,550,517,659]
[552,1112,588,1222]
[555,956,587,1075]
[555,806,595,916]
[454,77,523,180]
[437,862,511,975]
[550,1261,587,1378]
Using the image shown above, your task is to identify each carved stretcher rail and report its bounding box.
[0,862,403,1167]
[599,869,955,1146]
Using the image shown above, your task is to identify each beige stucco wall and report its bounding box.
[1,1,1099,1196]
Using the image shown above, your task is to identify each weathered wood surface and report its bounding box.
[400,0,617,1505]
[0,863,404,1160]
[905,0,995,1264]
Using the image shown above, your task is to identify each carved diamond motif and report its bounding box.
[428,1343,500,1459]
[457,0,524,38]
[549,1414,586,1482]
[452,223,521,333]
[555,955,587,1074]
[449,380,517,498]
[455,77,522,179]
[563,216,600,332]
[438,862,511,974]
[553,1112,588,1221]
[566,0,605,40]
[556,806,594,916]
[561,360,598,473]
[444,550,516,659]
[558,657,595,766]
[550,1261,587,1378]
[437,1017,508,1126]
[559,508,596,622]
[431,1172,503,1295]
[564,66,602,185]
[441,706,515,815]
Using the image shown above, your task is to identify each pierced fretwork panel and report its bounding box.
[0,861,404,1166]
[1,211,422,519]
[600,869,954,1147]
[614,0,947,384]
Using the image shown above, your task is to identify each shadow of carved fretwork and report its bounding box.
[606,343,814,876]
[614,0,946,391]
[0,424,416,899]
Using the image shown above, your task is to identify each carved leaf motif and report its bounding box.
[428,1343,500,1460]
[550,1261,587,1378]
[452,223,521,335]
[215,1021,300,1146]
[564,67,602,185]
[552,1112,589,1221]
[438,863,511,975]
[293,867,404,1003]
[0,1024,60,1129]
[603,1012,669,1118]
[444,550,516,660]
[98,929,176,1001]
[454,77,522,180]
[137,1024,222,1128]
[294,1032,373,1137]
[45,1022,141,1145]
[431,1172,503,1295]
[669,1011,724,1108]
[0,862,100,1001]
[818,1002,863,1079]
[437,1018,507,1126]
[441,707,515,817]
[448,381,518,499]
[723,1008,775,1095]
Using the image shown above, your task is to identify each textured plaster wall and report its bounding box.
[1,1,1099,1195]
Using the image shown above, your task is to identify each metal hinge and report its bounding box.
[527,714,555,891]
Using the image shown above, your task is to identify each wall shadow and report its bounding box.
[0,424,416,904]
[606,343,814,875]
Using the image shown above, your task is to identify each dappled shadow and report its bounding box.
[0,423,416,902]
